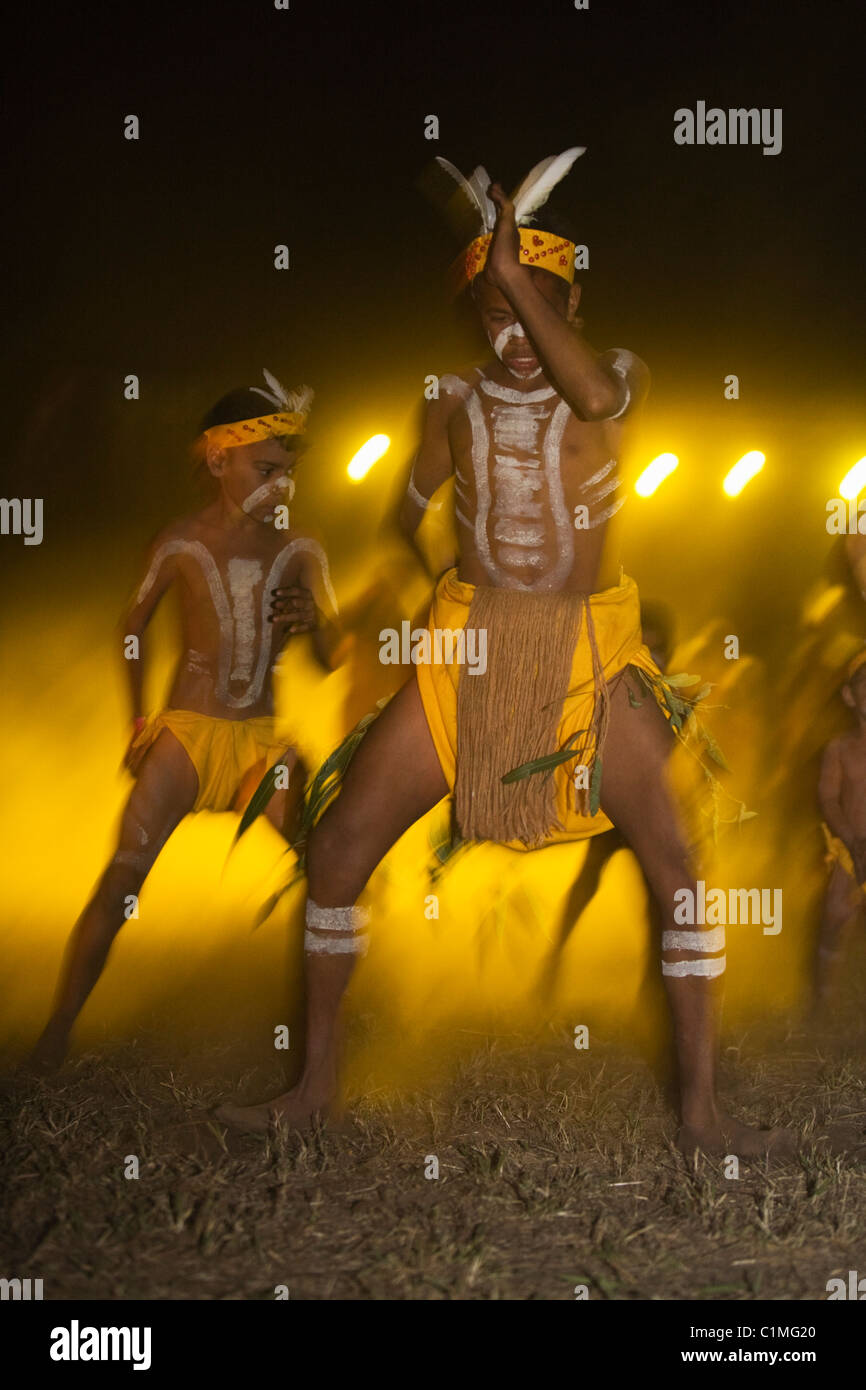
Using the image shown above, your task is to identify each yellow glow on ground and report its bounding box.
[0,544,809,1081]
[723,450,765,497]
[634,453,679,497]
[348,434,390,481]
[839,456,866,501]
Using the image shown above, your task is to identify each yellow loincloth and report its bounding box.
[821,821,866,888]
[130,710,288,814]
[415,568,664,851]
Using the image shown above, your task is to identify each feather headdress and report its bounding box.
[203,370,314,449]
[434,158,497,234]
[437,147,585,291]
[510,147,585,225]
[436,146,584,233]
[250,369,314,419]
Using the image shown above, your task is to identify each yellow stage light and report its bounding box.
[635,453,678,497]
[839,456,866,501]
[723,450,765,497]
[347,434,390,481]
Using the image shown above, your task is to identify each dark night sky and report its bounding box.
[5,0,862,379]
[2,0,863,646]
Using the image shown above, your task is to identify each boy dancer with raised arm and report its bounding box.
[219,156,788,1157]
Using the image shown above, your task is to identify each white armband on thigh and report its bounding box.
[304,898,370,956]
[662,925,726,977]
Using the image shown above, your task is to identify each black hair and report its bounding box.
[528,207,579,245]
[198,388,277,436]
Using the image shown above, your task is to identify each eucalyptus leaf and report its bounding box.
[234,750,294,843]
[664,672,701,687]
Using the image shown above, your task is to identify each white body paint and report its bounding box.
[662,956,726,978]
[227,558,262,682]
[241,474,294,516]
[445,365,632,590]
[462,373,573,592]
[578,456,626,528]
[304,898,370,956]
[489,322,543,379]
[135,537,338,709]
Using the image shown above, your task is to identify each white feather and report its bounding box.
[284,384,314,416]
[250,367,290,410]
[511,146,585,225]
[261,367,289,404]
[467,165,495,232]
[250,372,313,418]
[435,157,495,233]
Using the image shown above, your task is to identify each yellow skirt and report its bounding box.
[130,709,288,813]
[415,568,663,851]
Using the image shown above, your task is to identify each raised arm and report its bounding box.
[484,182,649,422]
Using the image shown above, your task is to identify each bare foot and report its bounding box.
[214,1079,335,1135]
[22,1028,69,1077]
[677,1113,798,1160]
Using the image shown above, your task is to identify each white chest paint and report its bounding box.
[136,539,313,708]
[464,375,574,592]
[227,557,263,682]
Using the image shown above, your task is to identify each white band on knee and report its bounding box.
[662,926,726,954]
[662,955,726,978]
[304,899,370,956]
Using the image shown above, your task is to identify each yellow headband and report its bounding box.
[847,650,866,682]
[456,229,576,291]
[203,411,306,450]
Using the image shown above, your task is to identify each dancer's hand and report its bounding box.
[269,584,318,635]
[484,182,522,290]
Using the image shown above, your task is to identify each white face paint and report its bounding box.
[241,474,294,517]
[489,322,543,380]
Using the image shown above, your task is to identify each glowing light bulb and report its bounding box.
[723,450,765,497]
[839,456,866,501]
[634,453,679,497]
[347,434,390,481]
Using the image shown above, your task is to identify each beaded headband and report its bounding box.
[203,370,313,450]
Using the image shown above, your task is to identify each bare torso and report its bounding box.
[825,732,866,841]
[132,507,337,720]
[438,353,638,594]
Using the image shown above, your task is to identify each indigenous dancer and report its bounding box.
[815,651,866,1005]
[218,153,788,1156]
[28,374,339,1071]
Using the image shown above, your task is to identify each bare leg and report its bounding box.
[536,831,619,1002]
[813,863,860,1010]
[599,675,793,1157]
[216,677,449,1132]
[27,731,198,1071]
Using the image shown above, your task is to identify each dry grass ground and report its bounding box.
[2,981,865,1302]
